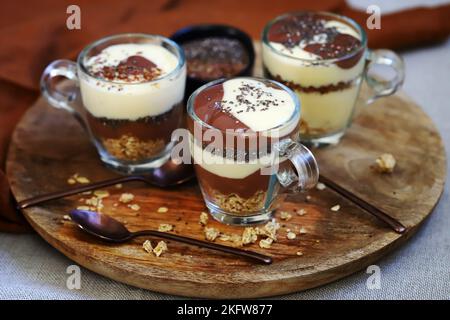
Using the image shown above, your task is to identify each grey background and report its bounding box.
[0,0,449,300]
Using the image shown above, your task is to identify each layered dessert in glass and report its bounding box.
[78,34,186,172]
[187,77,318,225]
[262,12,366,145]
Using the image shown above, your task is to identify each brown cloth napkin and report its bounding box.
[1,0,450,233]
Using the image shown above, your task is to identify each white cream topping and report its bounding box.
[84,43,179,81]
[263,19,365,87]
[79,43,186,120]
[268,43,321,61]
[268,20,361,61]
[220,78,297,133]
[263,43,365,87]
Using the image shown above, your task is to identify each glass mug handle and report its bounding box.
[365,49,405,104]
[275,140,319,191]
[40,59,86,127]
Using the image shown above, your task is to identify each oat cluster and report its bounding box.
[373,153,396,173]
[143,240,168,257]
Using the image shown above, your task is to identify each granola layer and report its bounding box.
[212,190,266,215]
[102,135,165,161]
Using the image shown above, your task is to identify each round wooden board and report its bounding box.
[6,45,446,298]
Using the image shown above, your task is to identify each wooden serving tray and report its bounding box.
[6,45,446,298]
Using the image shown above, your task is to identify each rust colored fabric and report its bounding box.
[0,0,449,233]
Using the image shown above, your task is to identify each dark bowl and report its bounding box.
[170,24,255,102]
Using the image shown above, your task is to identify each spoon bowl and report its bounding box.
[70,209,132,242]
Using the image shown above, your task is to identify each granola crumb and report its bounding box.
[199,212,209,226]
[157,206,168,213]
[242,227,258,245]
[113,203,118,207]
[331,204,341,212]
[279,211,292,221]
[75,176,90,184]
[63,215,71,221]
[143,240,153,253]
[115,184,123,189]
[204,227,220,242]
[296,251,303,256]
[119,193,134,204]
[128,204,140,211]
[67,178,76,185]
[218,234,231,241]
[158,224,173,232]
[258,220,280,241]
[297,209,307,216]
[259,238,273,249]
[287,231,297,240]
[306,195,312,201]
[153,241,168,257]
[299,226,307,234]
[94,190,110,199]
[85,196,104,211]
[219,233,242,246]
[373,153,396,173]
[316,182,326,190]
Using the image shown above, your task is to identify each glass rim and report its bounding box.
[261,11,367,63]
[77,33,186,86]
[187,76,301,135]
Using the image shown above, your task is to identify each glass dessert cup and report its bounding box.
[187,77,319,226]
[40,33,186,174]
[262,11,405,147]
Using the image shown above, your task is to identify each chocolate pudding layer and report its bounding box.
[79,43,186,162]
[189,78,299,215]
[262,12,366,138]
[182,37,249,80]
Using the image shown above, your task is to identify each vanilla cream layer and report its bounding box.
[79,44,186,120]
[263,43,365,87]
[190,133,286,179]
[221,78,297,134]
[296,84,361,135]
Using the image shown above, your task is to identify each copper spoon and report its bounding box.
[69,209,273,265]
[17,159,194,209]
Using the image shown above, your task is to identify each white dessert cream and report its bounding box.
[79,43,186,120]
[262,12,366,138]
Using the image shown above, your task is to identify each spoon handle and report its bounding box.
[132,230,273,265]
[319,174,406,234]
[17,175,146,209]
